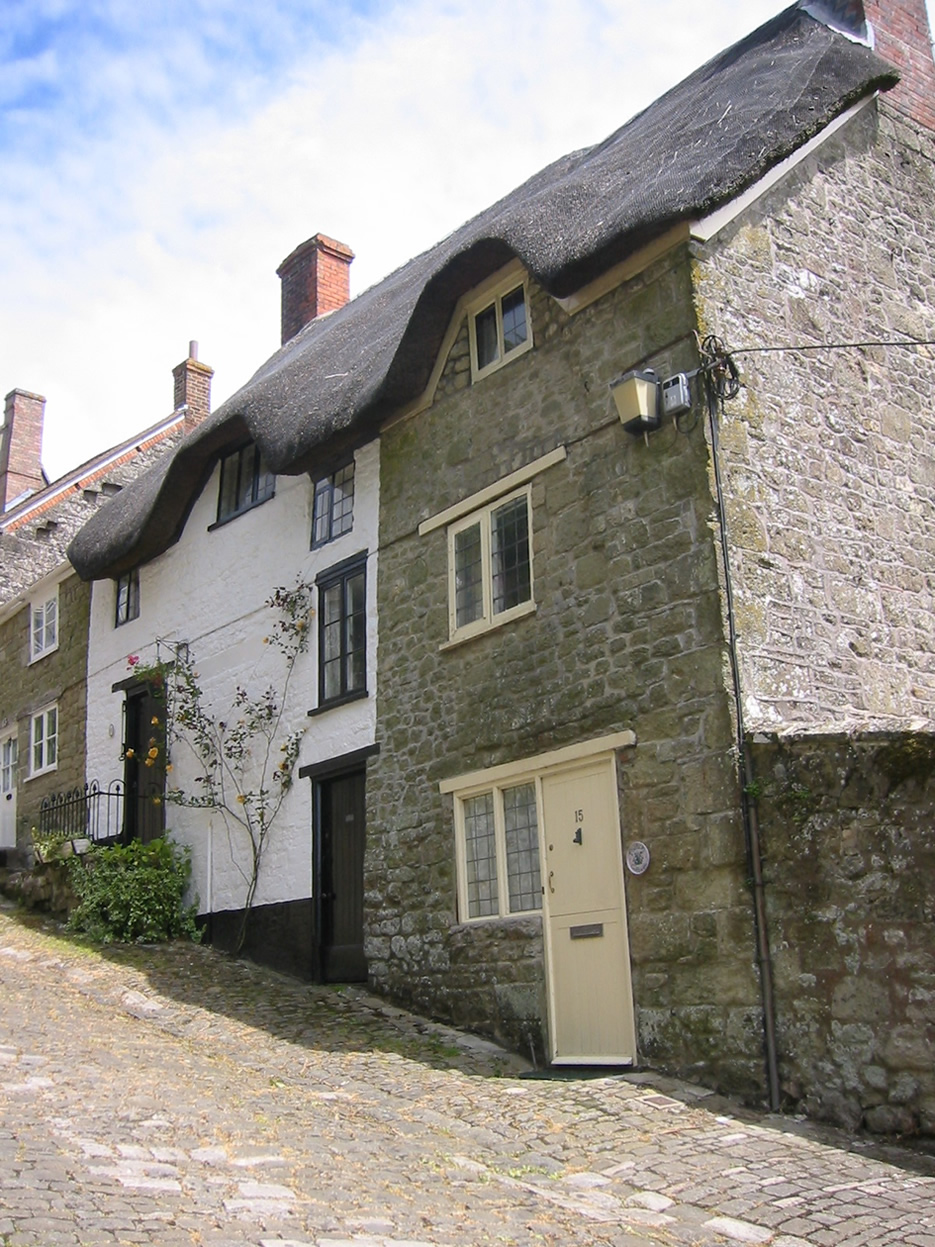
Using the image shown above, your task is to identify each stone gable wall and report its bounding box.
[372,260,764,1091]
[692,102,935,734]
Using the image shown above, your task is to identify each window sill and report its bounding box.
[450,911,542,932]
[25,765,58,782]
[471,334,532,384]
[307,688,369,717]
[207,490,275,532]
[441,600,536,652]
[28,647,58,665]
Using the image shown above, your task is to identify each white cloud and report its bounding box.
[0,0,931,478]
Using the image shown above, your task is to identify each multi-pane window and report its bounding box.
[216,442,275,524]
[311,462,355,547]
[30,591,58,661]
[318,557,367,706]
[115,569,140,627]
[459,781,542,921]
[1,735,17,796]
[470,281,531,379]
[449,488,533,641]
[30,706,58,776]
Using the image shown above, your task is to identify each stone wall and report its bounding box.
[693,101,935,735]
[371,258,764,1092]
[0,571,90,860]
[752,732,935,1135]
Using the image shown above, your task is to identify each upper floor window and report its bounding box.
[317,555,367,707]
[312,462,355,547]
[30,705,58,777]
[448,487,533,643]
[215,442,275,525]
[115,569,140,627]
[469,277,531,382]
[30,589,58,662]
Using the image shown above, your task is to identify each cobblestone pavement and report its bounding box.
[2,902,934,1247]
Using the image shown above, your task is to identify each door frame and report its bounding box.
[440,730,637,1066]
[299,744,379,982]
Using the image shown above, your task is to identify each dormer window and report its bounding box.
[468,272,532,382]
[214,442,275,526]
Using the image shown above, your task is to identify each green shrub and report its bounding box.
[67,836,200,944]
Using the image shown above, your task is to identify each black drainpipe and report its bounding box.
[704,358,781,1113]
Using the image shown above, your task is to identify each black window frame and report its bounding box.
[114,568,141,627]
[311,461,355,548]
[315,553,368,711]
[211,442,275,527]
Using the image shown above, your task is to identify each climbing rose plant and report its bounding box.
[127,580,314,953]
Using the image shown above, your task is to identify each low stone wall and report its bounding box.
[753,732,935,1135]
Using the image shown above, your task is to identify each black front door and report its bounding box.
[123,685,166,844]
[316,770,366,982]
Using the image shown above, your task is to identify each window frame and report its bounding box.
[1,732,17,797]
[446,485,534,645]
[114,568,140,627]
[29,588,59,663]
[468,274,532,382]
[311,461,355,548]
[29,704,58,778]
[454,777,544,923]
[315,554,368,710]
[211,441,275,527]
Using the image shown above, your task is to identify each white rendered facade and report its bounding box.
[85,440,380,919]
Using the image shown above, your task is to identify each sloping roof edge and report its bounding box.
[68,4,898,582]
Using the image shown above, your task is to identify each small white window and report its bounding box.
[115,569,140,627]
[457,781,542,921]
[30,590,58,662]
[30,705,58,777]
[448,487,533,642]
[1,734,17,795]
[469,277,531,381]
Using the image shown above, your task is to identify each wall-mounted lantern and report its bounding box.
[610,368,662,435]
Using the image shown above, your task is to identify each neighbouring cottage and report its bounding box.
[69,2,935,1134]
[0,346,212,870]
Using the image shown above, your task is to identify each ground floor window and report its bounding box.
[458,780,542,920]
[30,705,58,776]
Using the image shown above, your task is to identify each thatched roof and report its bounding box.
[69,3,896,580]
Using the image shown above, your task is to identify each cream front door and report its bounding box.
[1,732,18,850]
[541,758,636,1064]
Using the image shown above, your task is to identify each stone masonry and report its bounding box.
[369,256,763,1093]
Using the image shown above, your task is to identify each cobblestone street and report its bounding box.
[1,901,934,1247]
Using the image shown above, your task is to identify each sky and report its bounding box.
[2,0,934,480]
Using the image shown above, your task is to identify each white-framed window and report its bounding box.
[468,275,531,382]
[456,780,542,921]
[30,705,58,777]
[1,733,17,796]
[30,590,58,662]
[448,486,533,643]
[115,568,140,627]
[311,462,355,547]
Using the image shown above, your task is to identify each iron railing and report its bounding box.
[38,779,165,845]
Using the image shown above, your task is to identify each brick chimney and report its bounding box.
[276,233,354,346]
[1,389,46,513]
[803,1,935,129]
[172,340,214,434]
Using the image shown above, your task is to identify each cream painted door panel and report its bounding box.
[1,733,17,849]
[541,759,635,1065]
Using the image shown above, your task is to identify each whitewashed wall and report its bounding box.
[85,439,380,915]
